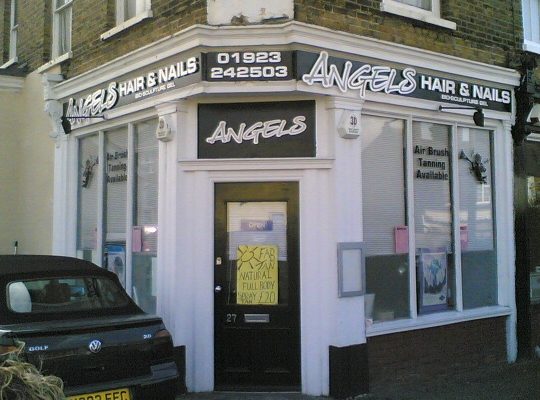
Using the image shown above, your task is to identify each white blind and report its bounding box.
[458,128,494,251]
[362,116,406,256]
[77,135,99,250]
[135,120,159,253]
[413,122,452,251]
[135,120,158,226]
[105,128,128,239]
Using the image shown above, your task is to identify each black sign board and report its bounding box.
[296,51,512,112]
[204,51,294,82]
[198,101,316,159]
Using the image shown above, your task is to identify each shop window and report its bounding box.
[77,135,99,264]
[52,0,72,59]
[362,116,410,322]
[522,0,540,53]
[380,0,456,30]
[132,120,159,314]
[458,128,497,308]
[364,117,499,323]
[76,119,159,314]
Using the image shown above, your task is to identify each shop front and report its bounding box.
[44,23,519,397]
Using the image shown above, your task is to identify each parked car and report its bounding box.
[0,255,178,400]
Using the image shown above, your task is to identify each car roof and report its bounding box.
[0,255,111,277]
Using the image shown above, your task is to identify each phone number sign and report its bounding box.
[204,51,294,81]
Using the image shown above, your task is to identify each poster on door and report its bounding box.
[236,245,278,305]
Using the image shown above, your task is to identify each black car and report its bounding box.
[0,255,178,400]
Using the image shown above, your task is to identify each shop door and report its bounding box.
[214,182,300,390]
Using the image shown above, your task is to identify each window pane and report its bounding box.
[7,277,131,314]
[132,120,158,313]
[458,128,497,308]
[363,115,409,322]
[413,122,454,313]
[57,7,71,55]
[396,0,432,11]
[77,135,99,262]
[105,128,128,239]
[227,202,288,306]
[126,0,137,19]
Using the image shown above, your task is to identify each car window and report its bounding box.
[6,276,131,314]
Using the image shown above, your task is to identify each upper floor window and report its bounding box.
[9,0,18,61]
[101,0,152,40]
[52,0,72,59]
[523,0,540,53]
[116,0,152,25]
[380,0,456,30]
[396,0,434,11]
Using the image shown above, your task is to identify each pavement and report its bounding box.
[176,357,540,399]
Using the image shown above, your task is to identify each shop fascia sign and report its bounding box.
[64,55,200,128]
[297,51,512,112]
[63,49,512,131]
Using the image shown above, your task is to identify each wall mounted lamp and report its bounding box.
[60,115,106,134]
[438,105,484,127]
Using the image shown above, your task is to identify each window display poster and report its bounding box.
[106,244,126,288]
[236,245,278,305]
[417,248,448,313]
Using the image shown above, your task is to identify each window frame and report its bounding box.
[380,0,456,30]
[522,0,540,53]
[362,111,507,334]
[51,0,73,60]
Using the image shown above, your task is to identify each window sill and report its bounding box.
[36,52,72,74]
[0,57,18,69]
[366,305,511,337]
[381,1,456,30]
[524,40,540,55]
[101,10,153,41]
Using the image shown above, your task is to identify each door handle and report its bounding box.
[214,285,223,293]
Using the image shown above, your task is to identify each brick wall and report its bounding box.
[7,1,523,79]
[15,0,50,68]
[64,0,206,78]
[367,318,507,389]
[1,1,8,62]
[294,0,523,68]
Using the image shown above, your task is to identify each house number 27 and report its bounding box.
[226,314,237,323]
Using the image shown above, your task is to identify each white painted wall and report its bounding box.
[0,72,54,255]
[207,0,293,25]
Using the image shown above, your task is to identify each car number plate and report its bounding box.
[67,388,131,400]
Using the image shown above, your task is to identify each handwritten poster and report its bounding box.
[236,245,278,305]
